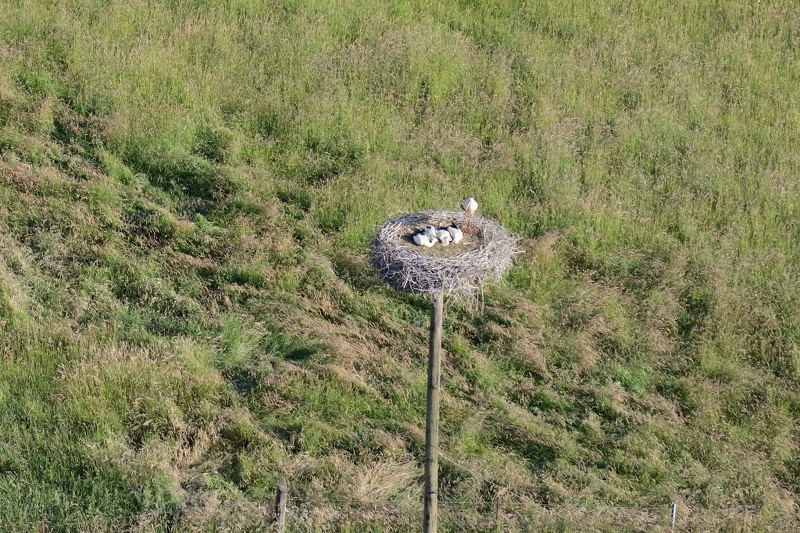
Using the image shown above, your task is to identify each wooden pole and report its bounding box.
[495,494,501,532]
[275,481,288,533]
[423,291,444,533]
[670,502,677,533]
[495,488,505,532]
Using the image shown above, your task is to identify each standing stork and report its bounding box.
[461,197,478,234]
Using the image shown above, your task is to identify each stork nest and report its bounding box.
[370,211,520,299]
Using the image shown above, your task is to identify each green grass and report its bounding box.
[2,0,800,530]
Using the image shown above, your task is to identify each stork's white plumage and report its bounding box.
[461,197,478,234]
[436,229,452,245]
[447,226,463,244]
[423,226,437,240]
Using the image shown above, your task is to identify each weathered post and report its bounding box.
[423,291,444,533]
[275,481,288,533]
[670,502,677,533]
[494,488,505,532]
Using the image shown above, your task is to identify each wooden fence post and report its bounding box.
[275,481,288,533]
[670,502,677,532]
[423,291,444,533]
[494,488,504,532]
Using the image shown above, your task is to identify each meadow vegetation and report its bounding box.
[1,0,800,530]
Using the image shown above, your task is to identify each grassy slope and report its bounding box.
[1,0,800,530]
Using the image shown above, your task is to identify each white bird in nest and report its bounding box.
[423,226,437,240]
[413,233,431,247]
[436,229,452,245]
[461,197,478,234]
[447,226,463,244]
[413,231,437,248]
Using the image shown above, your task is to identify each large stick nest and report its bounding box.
[370,211,520,299]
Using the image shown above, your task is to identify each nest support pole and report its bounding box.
[423,291,443,533]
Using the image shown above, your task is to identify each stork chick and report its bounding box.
[447,226,463,244]
[413,233,431,247]
[436,229,452,246]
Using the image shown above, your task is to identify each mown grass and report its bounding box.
[1,0,800,530]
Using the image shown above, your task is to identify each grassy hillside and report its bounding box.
[1,0,800,530]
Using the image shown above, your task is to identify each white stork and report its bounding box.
[447,226,463,244]
[461,197,478,234]
[413,233,431,247]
